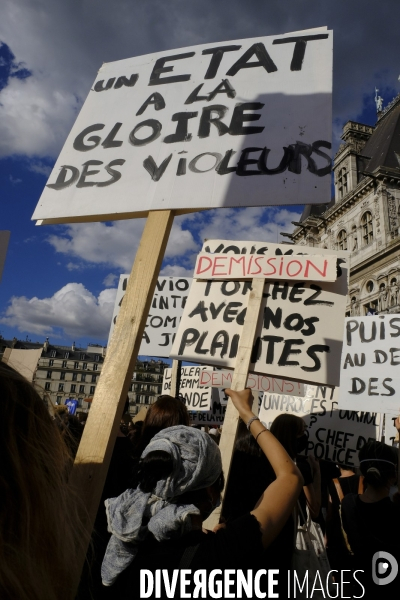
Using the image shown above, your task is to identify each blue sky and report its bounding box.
[0,1,399,352]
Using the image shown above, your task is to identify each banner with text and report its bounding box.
[32,28,332,224]
[338,316,400,415]
[171,240,349,386]
[259,385,382,467]
[162,365,217,411]
[109,274,191,356]
[194,253,337,282]
[199,369,304,396]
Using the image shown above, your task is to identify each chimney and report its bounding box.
[43,337,49,352]
[72,341,76,351]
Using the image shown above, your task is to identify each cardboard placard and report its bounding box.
[194,253,337,281]
[109,274,191,355]
[259,385,382,467]
[199,368,304,396]
[218,388,264,408]
[32,28,332,224]
[190,389,264,423]
[162,365,216,410]
[383,413,399,446]
[339,316,400,415]
[171,241,349,386]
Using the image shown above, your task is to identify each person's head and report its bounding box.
[0,361,84,600]
[270,414,307,459]
[102,425,223,586]
[133,426,223,520]
[359,441,397,489]
[137,395,190,453]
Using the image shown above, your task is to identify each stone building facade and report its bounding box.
[286,95,400,317]
[0,337,168,415]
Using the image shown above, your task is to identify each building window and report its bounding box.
[57,396,62,403]
[361,211,373,245]
[93,364,98,371]
[338,167,348,199]
[45,382,51,391]
[337,229,347,251]
[78,398,83,407]
[72,372,77,381]
[71,384,76,393]
[80,353,85,360]
[60,371,66,380]
[83,362,88,370]
[49,359,54,367]
[94,354,100,362]
[366,280,374,293]
[50,350,57,358]
[90,386,95,395]
[46,371,52,379]
[81,374,86,382]
[64,351,70,359]
[74,361,79,369]
[79,385,85,394]
[91,374,97,383]
[58,383,64,392]
[62,360,67,368]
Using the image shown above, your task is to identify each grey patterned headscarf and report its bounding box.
[101,425,222,586]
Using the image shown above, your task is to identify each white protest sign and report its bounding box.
[0,231,10,283]
[194,253,337,282]
[259,385,381,467]
[218,388,264,408]
[190,390,263,424]
[171,240,349,386]
[338,316,400,415]
[190,402,227,426]
[109,274,191,355]
[199,369,304,396]
[32,28,332,224]
[162,365,216,410]
[383,414,399,446]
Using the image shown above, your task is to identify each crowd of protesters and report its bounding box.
[1,361,399,600]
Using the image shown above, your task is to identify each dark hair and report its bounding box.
[136,450,174,493]
[134,396,190,455]
[236,419,262,457]
[134,449,224,507]
[0,361,85,600]
[359,441,397,488]
[270,413,304,459]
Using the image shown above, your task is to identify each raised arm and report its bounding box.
[225,388,303,548]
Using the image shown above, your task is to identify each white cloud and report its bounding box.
[160,264,195,277]
[103,273,118,287]
[47,217,197,270]
[9,174,22,184]
[0,283,117,339]
[0,75,81,158]
[27,160,53,177]
[197,207,301,246]
[66,262,81,271]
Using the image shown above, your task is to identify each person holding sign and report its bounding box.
[341,437,400,597]
[100,389,302,598]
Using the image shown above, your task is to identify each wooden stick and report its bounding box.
[170,359,181,397]
[204,278,265,529]
[68,209,174,593]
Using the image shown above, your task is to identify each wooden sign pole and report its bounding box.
[170,359,181,398]
[68,209,174,593]
[204,277,265,529]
